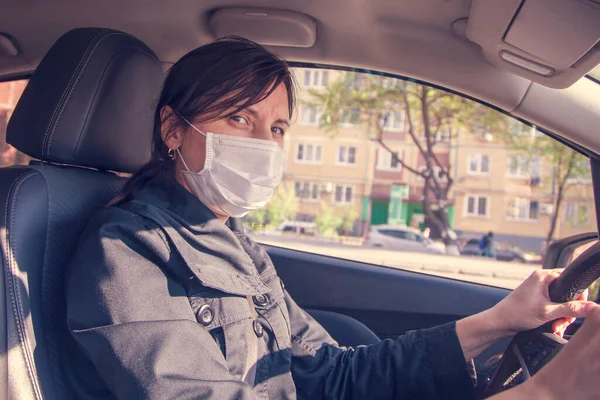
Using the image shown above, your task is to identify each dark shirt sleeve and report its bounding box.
[66,208,257,400]
[286,292,477,400]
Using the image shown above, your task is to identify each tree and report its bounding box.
[314,201,342,238]
[339,207,359,236]
[246,184,299,229]
[306,72,493,244]
[501,124,590,248]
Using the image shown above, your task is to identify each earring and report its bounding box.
[168,148,176,160]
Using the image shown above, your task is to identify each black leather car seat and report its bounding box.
[0,26,380,400]
[0,28,163,399]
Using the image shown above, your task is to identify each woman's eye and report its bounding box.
[230,115,249,125]
[272,126,285,136]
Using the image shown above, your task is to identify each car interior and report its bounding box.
[1,0,600,399]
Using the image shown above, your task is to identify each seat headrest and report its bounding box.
[7,28,164,173]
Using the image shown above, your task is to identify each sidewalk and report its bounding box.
[252,235,539,289]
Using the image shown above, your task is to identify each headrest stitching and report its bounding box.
[70,47,161,161]
[41,30,108,158]
[46,32,132,158]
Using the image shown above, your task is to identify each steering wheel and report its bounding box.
[483,241,600,398]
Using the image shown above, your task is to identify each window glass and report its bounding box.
[0,79,29,167]
[245,68,595,290]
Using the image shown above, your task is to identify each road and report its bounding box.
[250,234,541,289]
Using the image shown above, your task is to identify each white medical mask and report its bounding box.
[176,116,284,218]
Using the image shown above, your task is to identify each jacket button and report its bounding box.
[253,294,268,307]
[280,279,285,291]
[252,320,264,337]
[197,304,214,326]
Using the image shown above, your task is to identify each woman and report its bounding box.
[65,37,600,400]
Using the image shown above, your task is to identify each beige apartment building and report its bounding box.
[286,68,596,252]
[284,69,371,227]
[450,122,595,252]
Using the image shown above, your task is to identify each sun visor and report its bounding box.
[466,0,600,89]
[208,8,317,48]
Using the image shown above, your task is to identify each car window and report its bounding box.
[379,229,404,239]
[244,67,595,289]
[0,79,29,167]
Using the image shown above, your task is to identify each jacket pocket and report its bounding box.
[189,289,252,380]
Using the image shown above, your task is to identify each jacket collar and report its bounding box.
[124,178,270,296]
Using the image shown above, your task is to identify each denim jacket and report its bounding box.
[65,178,477,399]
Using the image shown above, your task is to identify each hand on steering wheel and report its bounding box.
[484,241,600,398]
[489,269,593,338]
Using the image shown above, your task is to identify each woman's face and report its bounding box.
[162,82,290,192]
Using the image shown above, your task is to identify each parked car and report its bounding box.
[260,221,318,237]
[460,239,542,264]
[365,225,445,254]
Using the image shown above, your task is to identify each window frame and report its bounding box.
[467,153,491,175]
[376,149,402,171]
[382,110,405,132]
[302,69,329,88]
[294,142,323,164]
[333,184,354,205]
[298,105,321,127]
[564,202,591,227]
[340,107,360,127]
[507,155,542,179]
[294,181,321,202]
[336,145,357,166]
[505,197,540,222]
[464,195,490,218]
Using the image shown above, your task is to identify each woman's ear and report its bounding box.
[160,106,185,150]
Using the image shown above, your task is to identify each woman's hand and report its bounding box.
[491,305,600,400]
[456,269,596,362]
[488,269,596,337]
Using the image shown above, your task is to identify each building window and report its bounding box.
[376,149,401,171]
[506,198,540,221]
[302,70,329,88]
[344,73,363,89]
[294,182,320,201]
[340,108,360,126]
[383,111,405,132]
[564,203,590,227]
[334,184,354,204]
[295,143,323,164]
[422,125,451,143]
[299,106,320,126]
[337,146,357,165]
[467,154,491,175]
[464,195,489,217]
[416,166,447,181]
[509,119,540,137]
[566,159,591,184]
[507,155,541,178]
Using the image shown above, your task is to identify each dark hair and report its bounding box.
[110,36,296,205]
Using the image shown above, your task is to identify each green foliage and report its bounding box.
[339,207,359,236]
[314,201,343,238]
[246,184,298,229]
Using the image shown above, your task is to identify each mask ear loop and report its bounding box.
[176,148,192,172]
[177,113,207,137]
[174,112,207,172]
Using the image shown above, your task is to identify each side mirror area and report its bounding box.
[542,232,598,270]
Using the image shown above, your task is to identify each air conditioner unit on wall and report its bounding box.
[540,203,554,215]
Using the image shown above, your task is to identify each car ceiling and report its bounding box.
[2,0,600,156]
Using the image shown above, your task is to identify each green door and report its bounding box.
[371,199,389,225]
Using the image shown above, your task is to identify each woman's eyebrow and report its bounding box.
[245,106,290,126]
